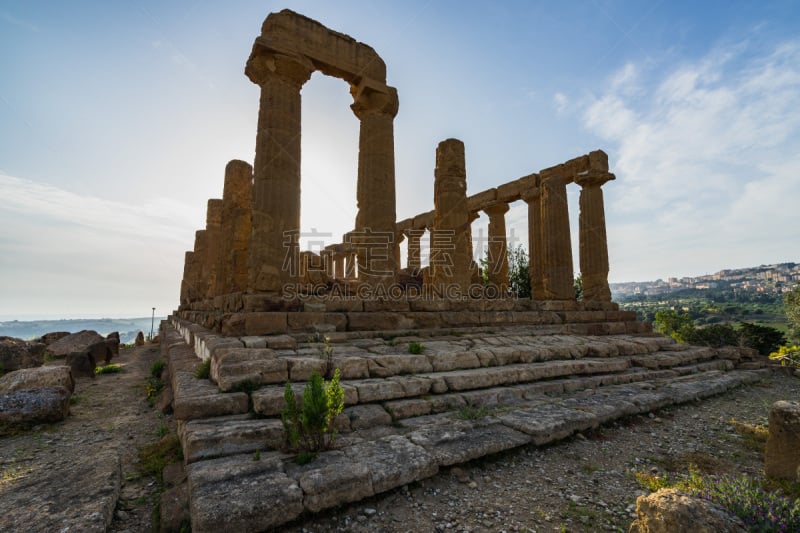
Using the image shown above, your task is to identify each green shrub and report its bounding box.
[408,342,424,355]
[194,359,211,379]
[281,369,344,457]
[150,359,166,379]
[738,322,787,355]
[95,364,123,375]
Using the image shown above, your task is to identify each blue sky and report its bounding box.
[1,1,798,319]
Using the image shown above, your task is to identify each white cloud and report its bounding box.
[583,38,800,281]
[0,175,200,317]
[553,92,568,113]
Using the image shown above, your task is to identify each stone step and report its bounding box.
[184,368,768,532]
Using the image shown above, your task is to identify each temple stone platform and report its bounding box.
[175,296,650,337]
[161,315,768,532]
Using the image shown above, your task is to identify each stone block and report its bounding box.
[629,488,746,533]
[765,400,800,481]
[0,366,74,394]
[344,435,438,493]
[182,417,285,463]
[383,398,432,420]
[287,312,346,332]
[346,404,392,429]
[286,450,374,513]
[408,419,530,466]
[188,454,303,533]
[366,354,433,377]
[244,312,288,335]
[498,404,597,445]
[355,379,406,403]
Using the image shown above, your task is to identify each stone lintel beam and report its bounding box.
[496,175,535,204]
[254,9,387,85]
[467,188,497,213]
[396,218,414,232]
[412,211,434,231]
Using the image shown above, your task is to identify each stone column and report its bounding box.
[575,171,615,302]
[345,251,357,280]
[245,52,313,293]
[179,251,193,306]
[431,138,472,292]
[351,80,399,287]
[540,170,574,300]
[189,230,208,302]
[394,231,405,274]
[217,160,253,296]
[204,199,223,299]
[521,179,545,300]
[405,228,423,270]
[484,202,510,293]
[333,253,345,279]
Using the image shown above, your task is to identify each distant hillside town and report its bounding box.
[611,263,799,299]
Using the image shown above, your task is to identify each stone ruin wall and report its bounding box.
[175,9,632,336]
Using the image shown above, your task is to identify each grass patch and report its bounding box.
[95,364,123,375]
[150,359,165,379]
[137,434,183,485]
[69,393,84,405]
[456,405,493,421]
[194,359,211,379]
[408,341,424,355]
[145,377,163,407]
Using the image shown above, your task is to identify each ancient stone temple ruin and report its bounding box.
[162,10,767,532]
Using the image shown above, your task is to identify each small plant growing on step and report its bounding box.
[150,359,166,379]
[318,336,335,379]
[194,359,211,379]
[281,369,344,458]
[408,341,424,355]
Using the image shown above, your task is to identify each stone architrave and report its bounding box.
[431,138,472,292]
[245,53,313,293]
[217,160,252,296]
[521,178,545,300]
[484,202,510,293]
[575,169,614,302]
[540,170,574,300]
[351,80,399,288]
[405,228,423,270]
[204,199,223,299]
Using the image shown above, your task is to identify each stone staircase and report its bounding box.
[160,317,767,533]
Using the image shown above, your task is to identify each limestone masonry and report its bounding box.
[165,10,769,532]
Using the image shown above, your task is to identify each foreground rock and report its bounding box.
[629,488,746,532]
[764,400,800,481]
[0,336,46,372]
[0,366,74,426]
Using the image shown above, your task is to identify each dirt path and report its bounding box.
[0,344,164,532]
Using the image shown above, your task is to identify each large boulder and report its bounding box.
[46,330,105,358]
[0,366,74,394]
[39,331,71,345]
[135,331,145,346]
[765,400,800,481]
[0,337,45,372]
[629,488,746,532]
[0,366,74,426]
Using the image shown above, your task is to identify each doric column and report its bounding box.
[333,253,345,279]
[180,251,193,306]
[484,202,510,293]
[431,138,472,292]
[540,170,574,300]
[217,160,252,296]
[466,210,479,269]
[576,170,615,302]
[204,199,223,299]
[189,230,208,302]
[521,178,545,300]
[345,252,357,280]
[405,228,423,270]
[351,79,399,287]
[394,231,405,273]
[245,52,313,293]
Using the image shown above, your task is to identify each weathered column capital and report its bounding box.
[483,201,510,217]
[350,78,399,119]
[574,170,616,188]
[467,211,480,223]
[520,187,540,203]
[245,50,314,88]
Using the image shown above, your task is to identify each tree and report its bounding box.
[573,274,583,301]
[785,285,800,339]
[738,322,786,355]
[653,310,693,339]
[507,245,530,298]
